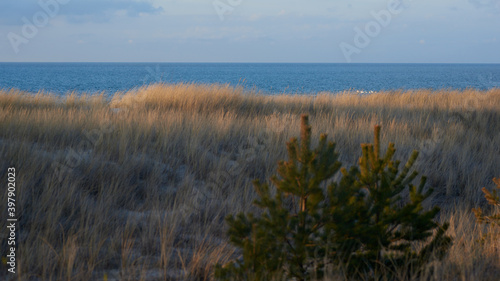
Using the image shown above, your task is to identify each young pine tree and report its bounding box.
[473,178,500,240]
[325,125,452,278]
[215,115,451,281]
[215,115,342,280]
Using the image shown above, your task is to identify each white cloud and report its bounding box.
[0,0,163,25]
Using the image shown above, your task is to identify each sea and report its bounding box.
[0,63,499,96]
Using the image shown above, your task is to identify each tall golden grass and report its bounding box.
[0,83,499,280]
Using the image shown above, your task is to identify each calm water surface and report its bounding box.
[0,63,499,95]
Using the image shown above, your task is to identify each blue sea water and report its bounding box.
[0,63,499,96]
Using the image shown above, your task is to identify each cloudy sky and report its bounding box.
[0,0,499,63]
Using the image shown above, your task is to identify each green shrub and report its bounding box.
[473,178,500,239]
[215,114,451,281]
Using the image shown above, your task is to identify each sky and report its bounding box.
[0,0,499,63]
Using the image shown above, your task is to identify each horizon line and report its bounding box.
[1,62,500,64]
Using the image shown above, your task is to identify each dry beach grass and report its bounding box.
[0,83,499,280]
